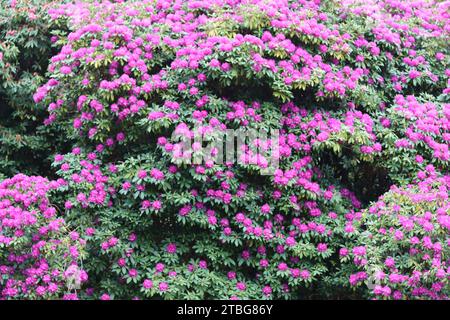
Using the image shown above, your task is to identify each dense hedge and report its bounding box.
[0,0,449,300]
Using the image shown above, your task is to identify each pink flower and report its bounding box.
[317,243,328,252]
[60,66,72,75]
[143,279,153,289]
[352,246,366,257]
[159,282,169,292]
[285,237,296,247]
[261,204,271,214]
[300,270,310,280]
[339,248,349,257]
[137,170,147,179]
[262,286,272,296]
[150,168,165,180]
[166,243,177,254]
[129,269,138,278]
[317,132,329,142]
[409,70,421,79]
[100,293,111,300]
[385,257,395,268]
[236,282,246,291]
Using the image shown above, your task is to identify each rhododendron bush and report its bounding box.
[0,0,449,300]
[0,174,87,299]
[339,172,450,299]
[0,0,69,178]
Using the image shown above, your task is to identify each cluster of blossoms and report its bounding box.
[344,171,449,299]
[0,175,87,299]
[1,0,449,299]
[392,95,449,162]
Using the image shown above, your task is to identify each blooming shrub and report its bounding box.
[343,172,449,300]
[0,174,87,299]
[51,148,362,299]
[0,0,449,299]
